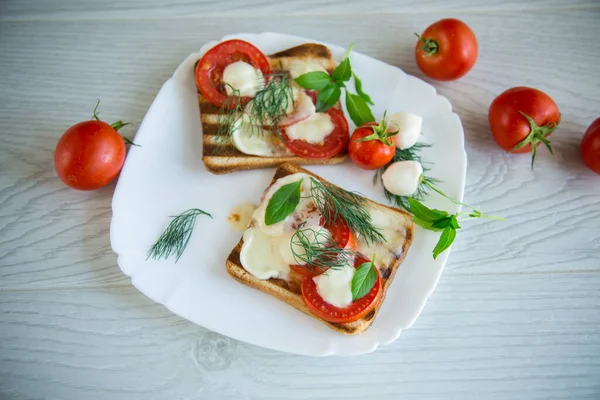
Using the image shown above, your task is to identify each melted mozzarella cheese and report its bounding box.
[381,160,423,197]
[222,61,264,97]
[240,227,290,280]
[388,112,422,150]
[314,264,355,308]
[231,120,276,156]
[356,206,408,270]
[285,113,335,144]
[286,59,328,79]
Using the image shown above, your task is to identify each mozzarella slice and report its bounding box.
[286,59,328,79]
[382,160,423,197]
[279,225,331,266]
[314,264,355,308]
[388,112,422,150]
[231,120,276,156]
[222,61,264,97]
[279,90,316,127]
[285,112,334,144]
[240,227,290,280]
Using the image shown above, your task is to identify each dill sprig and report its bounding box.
[290,223,355,273]
[375,143,439,212]
[213,72,293,152]
[309,178,386,246]
[147,208,212,262]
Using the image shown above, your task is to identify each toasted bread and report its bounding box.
[225,163,415,335]
[199,43,347,175]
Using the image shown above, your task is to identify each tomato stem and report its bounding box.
[415,33,439,56]
[110,120,130,131]
[510,111,559,169]
[354,111,397,146]
[122,136,140,147]
[92,100,101,121]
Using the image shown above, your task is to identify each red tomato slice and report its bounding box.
[280,108,349,159]
[195,39,271,108]
[290,217,356,278]
[301,254,381,324]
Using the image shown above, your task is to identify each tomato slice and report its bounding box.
[289,216,356,278]
[301,254,382,324]
[280,108,349,159]
[195,39,271,109]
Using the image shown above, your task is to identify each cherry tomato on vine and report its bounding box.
[581,118,600,175]
[415,18,478,81]
[488,87,560,168]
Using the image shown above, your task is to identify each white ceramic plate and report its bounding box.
[110,32,466,356]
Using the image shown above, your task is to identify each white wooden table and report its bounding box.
[1,1,599,399]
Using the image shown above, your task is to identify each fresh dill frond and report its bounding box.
[213,72,293,153]
[147,208,212,262]
[309,178,386,246]
[376,143,439,212]
[290,223,355,273]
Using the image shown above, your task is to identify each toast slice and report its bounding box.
[199,43,347,175]
[225,163,415,335]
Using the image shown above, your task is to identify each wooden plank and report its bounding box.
[0,273,599,399]
[1,0,598,21]
[1,11,599,290]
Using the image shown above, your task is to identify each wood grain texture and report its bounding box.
[0,1,599,398]
[1,275,599,399]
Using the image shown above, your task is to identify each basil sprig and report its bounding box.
[265,179,303,225]
[294,43,375,126]
[351,255,377,301]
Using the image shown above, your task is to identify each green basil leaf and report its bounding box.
[316,83,341,112]
[351,260,377,301]
[294,71,332,90]
[332,58,352,82]
[432,217,453,229]
[450,215,461,229]
[353,73,374,105]
[412,217,442,231]
[432,226,456,259]
[345,92,376,127]
[408,198,449,223]
[265,179,303,226]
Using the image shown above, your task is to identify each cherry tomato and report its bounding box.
[281,108,349,159]
[301,254,381,324]
[348,122,396,170]
[290,217,356,278]
[415,18,478,81]
[195,39,271,109]
[54,120,126,190]
[489,86,560,167]
[581,118,600,175]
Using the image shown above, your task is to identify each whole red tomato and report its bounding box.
[489,87,560,168]
[348,122,396,170]
[415,18,478,81]
[581,118,600,175]
[54,118,127,190]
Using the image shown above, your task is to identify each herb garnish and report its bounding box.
[309,177,385,246]
[214,72,293,151]
[265,178,303,226]
[351,255,377,301]
[147,208,212,262]
[408,197,503,259]
[294,43,376,126]
[290,223,355,274]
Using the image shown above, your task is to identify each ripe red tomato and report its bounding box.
[489,87,560,167]
[195,39,271,109]
[581,118,600,175]
[301,254,381,324]
[415,18,478,81]
[281,108,349,159]
[348,122,396,170]
[54,120,126,190]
